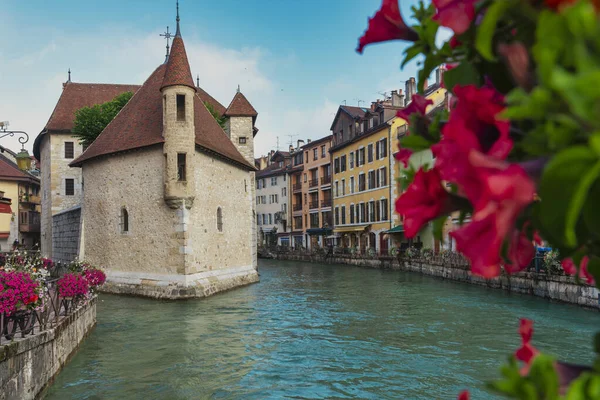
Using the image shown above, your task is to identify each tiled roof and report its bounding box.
[161,36,195,91]
[256,162,287,178]
[0,154,39,184]
[196,86,226,116]
[341,105,367,119]
[43,83,141,132]
[71,63,255,170]
[224,92,258,117]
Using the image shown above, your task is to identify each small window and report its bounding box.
[239,137,247,144]
[217,207,223,232]
[121,208,129,233]
[177,94,186,121]
[177,153,186,181]
[64,142,74,159]
[65,179,74,196]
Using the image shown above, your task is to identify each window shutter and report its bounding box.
[382,138,388,157]
[376,142,380,160]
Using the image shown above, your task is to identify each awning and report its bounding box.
[0,203,11,214]
[333,225,370,233]
[385,225,404,234]
[306,228,333,236]
[0,232,9,239]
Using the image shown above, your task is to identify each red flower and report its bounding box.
[458,391,470,400]
[396,94,433,124]
[515,319,538,374]
[25,294,38,305]
[504,228,535,274]
[395,168,447,238]
[561,258,577,275]
[450,156,535,278]
[519,318,533,343]
[449,35,462,49]
[580,256,595,285]
[533,231,543,246]
[357,0,419,54]
[432,0,478,35]
[395,146,413,168]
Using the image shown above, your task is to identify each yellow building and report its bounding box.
[389,80,448,251]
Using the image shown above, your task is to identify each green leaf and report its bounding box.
[475,0,514,61]
[565,160,600,247]
[400,135,431,152]
[442,62,481,93]
[538,146,598,249]
[528,354,560,400]
[582,181,600,241]
[587,257,600,290]
[590,134,600,157]
[432,215,447,243]
[402,43,424,69]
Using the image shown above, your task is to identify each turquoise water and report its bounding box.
[45,260,600,399]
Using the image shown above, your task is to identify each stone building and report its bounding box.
[64,15,259,299]
[33,82,140,258]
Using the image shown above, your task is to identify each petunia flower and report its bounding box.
[432,0,478,35]
[515,318,538,375]
[357,0,419,54]
[396,94,434,124]
[504,228,535,274]
[457,390,470,400]
[395,168,447,238]
[395,146,413,168]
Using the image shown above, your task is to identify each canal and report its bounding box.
[45,260,600,399]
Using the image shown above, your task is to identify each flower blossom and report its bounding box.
[515,318,538,375]
[395,168,447,238]
[395,146,413,168]
[457,391,469,400]
[396,94,433,124]
[432,0,478,35]
[357,0,418,54]
[562,256,595,285]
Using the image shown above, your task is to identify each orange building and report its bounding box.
[290,136,332,249]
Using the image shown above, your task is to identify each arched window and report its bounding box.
[121,207,129,233]
[217,207,223,232]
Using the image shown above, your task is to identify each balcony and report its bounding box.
[292,183,302,192]
[321,175,332,186]
[293,204,303,212]
[309,201,319,210]
[20,194,41,204]
[321,199,332,208]
[309,178,319,188]
[19,211,40,233]
[20,222,40,233]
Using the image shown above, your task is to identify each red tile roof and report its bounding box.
[71,62,255,170]
[224,92,258,117]
[44,83,141,133]
[161,36,196,91]
[0,154,40,184]
[196,86,226,116]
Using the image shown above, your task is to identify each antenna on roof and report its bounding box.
[342,100,346,106]
[175,0,181,37]
[287,133,299,147]
[160,26,173,63]
[196,74,200,87]
[276,136,280,151]
[67,68,71,83]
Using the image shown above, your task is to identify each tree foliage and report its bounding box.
[204,101,226,129]
[72,92,134,148]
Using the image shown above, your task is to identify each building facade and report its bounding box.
[0,153,41,251]
[33,82,140,258]
[290,136,332,250]
[256,150,293,247]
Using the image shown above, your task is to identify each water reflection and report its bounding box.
[45,260,600,399]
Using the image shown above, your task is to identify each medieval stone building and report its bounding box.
[35,15,259,298]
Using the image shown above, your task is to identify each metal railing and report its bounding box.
[321,199,332,208]
[309,201,319,209]
[292,183,302,192]
[309,178,319,188]
[293,204,303,212]
[321,175,332,185]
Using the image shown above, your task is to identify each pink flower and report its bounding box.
[58,273,90,297]
[395,168,447,238]
[433,0,478,35]
[515,319,538,375]
[458,391,470,400]
[533,231,543,246]
[395,146,413,168]
[449,35,462,49]
[562,257,595,285]
[504,228,535,274]
[357,0,419,54]
[396,94,433,124]
[561,258,577,275]
[84,269,107,287]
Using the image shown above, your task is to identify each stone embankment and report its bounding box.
[0,298,97,400]
[275,253,600,310]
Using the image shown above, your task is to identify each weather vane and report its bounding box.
[160,26,173,62]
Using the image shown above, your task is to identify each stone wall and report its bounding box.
[276,253,600,310]
[51,205,81,263]
[0,298,97,400]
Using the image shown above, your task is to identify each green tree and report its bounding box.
[72,91,134,148]
[204,101,226,129]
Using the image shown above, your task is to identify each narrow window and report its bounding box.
[65,179,74,196]
[177,153,186,181]
[239,137,247,144]
[121,208,129,233]
[163,95,167,116]
[217,207,223,232]
[64,142,74,159]
[176,94,186,121]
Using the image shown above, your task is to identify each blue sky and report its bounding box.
[0,0,450,156]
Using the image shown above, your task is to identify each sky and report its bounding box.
[0,0,451,157]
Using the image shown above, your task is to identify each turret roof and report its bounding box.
[224,91,258,117]
[161,36,196,91]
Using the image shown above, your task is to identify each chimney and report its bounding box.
[297,139,305,148]
[436,66,446,87]
[289,144,294,153]
[391,89,404,107]
[405,77,417,103]
[371,101,377,112]
[307,139,312,144]
[399,89,406,108]
[423,78,429,91]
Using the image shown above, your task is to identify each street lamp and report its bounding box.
[0,121,32,171]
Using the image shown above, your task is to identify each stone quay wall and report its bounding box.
[275,253,600,310]
[51,205,82,264]
[0,298,97,400]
